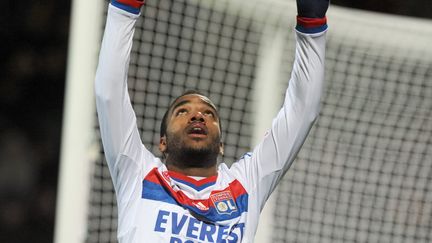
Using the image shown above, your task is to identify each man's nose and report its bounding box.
[190,111,205,122]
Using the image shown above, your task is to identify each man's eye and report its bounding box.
[176,109,187,116]
[204,110,214,117]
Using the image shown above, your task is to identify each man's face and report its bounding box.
[159,94,223,159]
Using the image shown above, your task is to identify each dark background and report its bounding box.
[0,0,430,242]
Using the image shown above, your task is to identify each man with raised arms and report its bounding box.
[95,0,329,241]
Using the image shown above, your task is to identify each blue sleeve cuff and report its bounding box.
[111,0,142,15]
[295,16,328,34]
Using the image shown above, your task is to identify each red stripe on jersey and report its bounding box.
[143,168,247,210]
[167,170,218,187]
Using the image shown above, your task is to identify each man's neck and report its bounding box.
[165,151,218,177]
[166,163,217,177]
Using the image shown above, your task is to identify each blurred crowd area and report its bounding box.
[0,1,70,242]
[0,0,430,242]
[334,0,432,18]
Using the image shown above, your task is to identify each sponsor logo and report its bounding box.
[210,191,237,215]
[162,171,171,181]
[154,210,245,242]
[193,202,209,211]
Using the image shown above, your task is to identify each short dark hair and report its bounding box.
[159,90,221,138]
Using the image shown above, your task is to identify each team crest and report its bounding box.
[210,191,237,215]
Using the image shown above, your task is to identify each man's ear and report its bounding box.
[219,142,224,156]
[159,136,167,154]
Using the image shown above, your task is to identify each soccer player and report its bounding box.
[95,0,329,242]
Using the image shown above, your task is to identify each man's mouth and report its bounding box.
[186,123,208,137]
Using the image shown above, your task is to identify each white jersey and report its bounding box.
[95,4,327,243]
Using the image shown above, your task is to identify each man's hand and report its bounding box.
[112,0,145,14]
[297,0,329,18]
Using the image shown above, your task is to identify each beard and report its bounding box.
[165,131,221,168]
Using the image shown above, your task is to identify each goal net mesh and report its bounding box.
[86,0,432,242]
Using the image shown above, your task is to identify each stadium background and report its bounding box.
[0,0,430,242]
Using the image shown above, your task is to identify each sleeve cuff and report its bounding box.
[111,0,144,15]
[296,16,328,34]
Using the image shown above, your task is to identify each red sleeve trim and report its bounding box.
[297,16,327,28]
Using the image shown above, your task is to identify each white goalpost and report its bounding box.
[54,0,104,242]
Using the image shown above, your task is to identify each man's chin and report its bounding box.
[182,142,220,156]
[185,137,211,148]
[183,145,213,154]
[165,134,221,160]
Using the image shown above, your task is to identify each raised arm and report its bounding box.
[231,0,329,207]
[95,0,153,175]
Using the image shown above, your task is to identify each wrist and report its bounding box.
[296,16,327,34]
[111,0,144,14]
